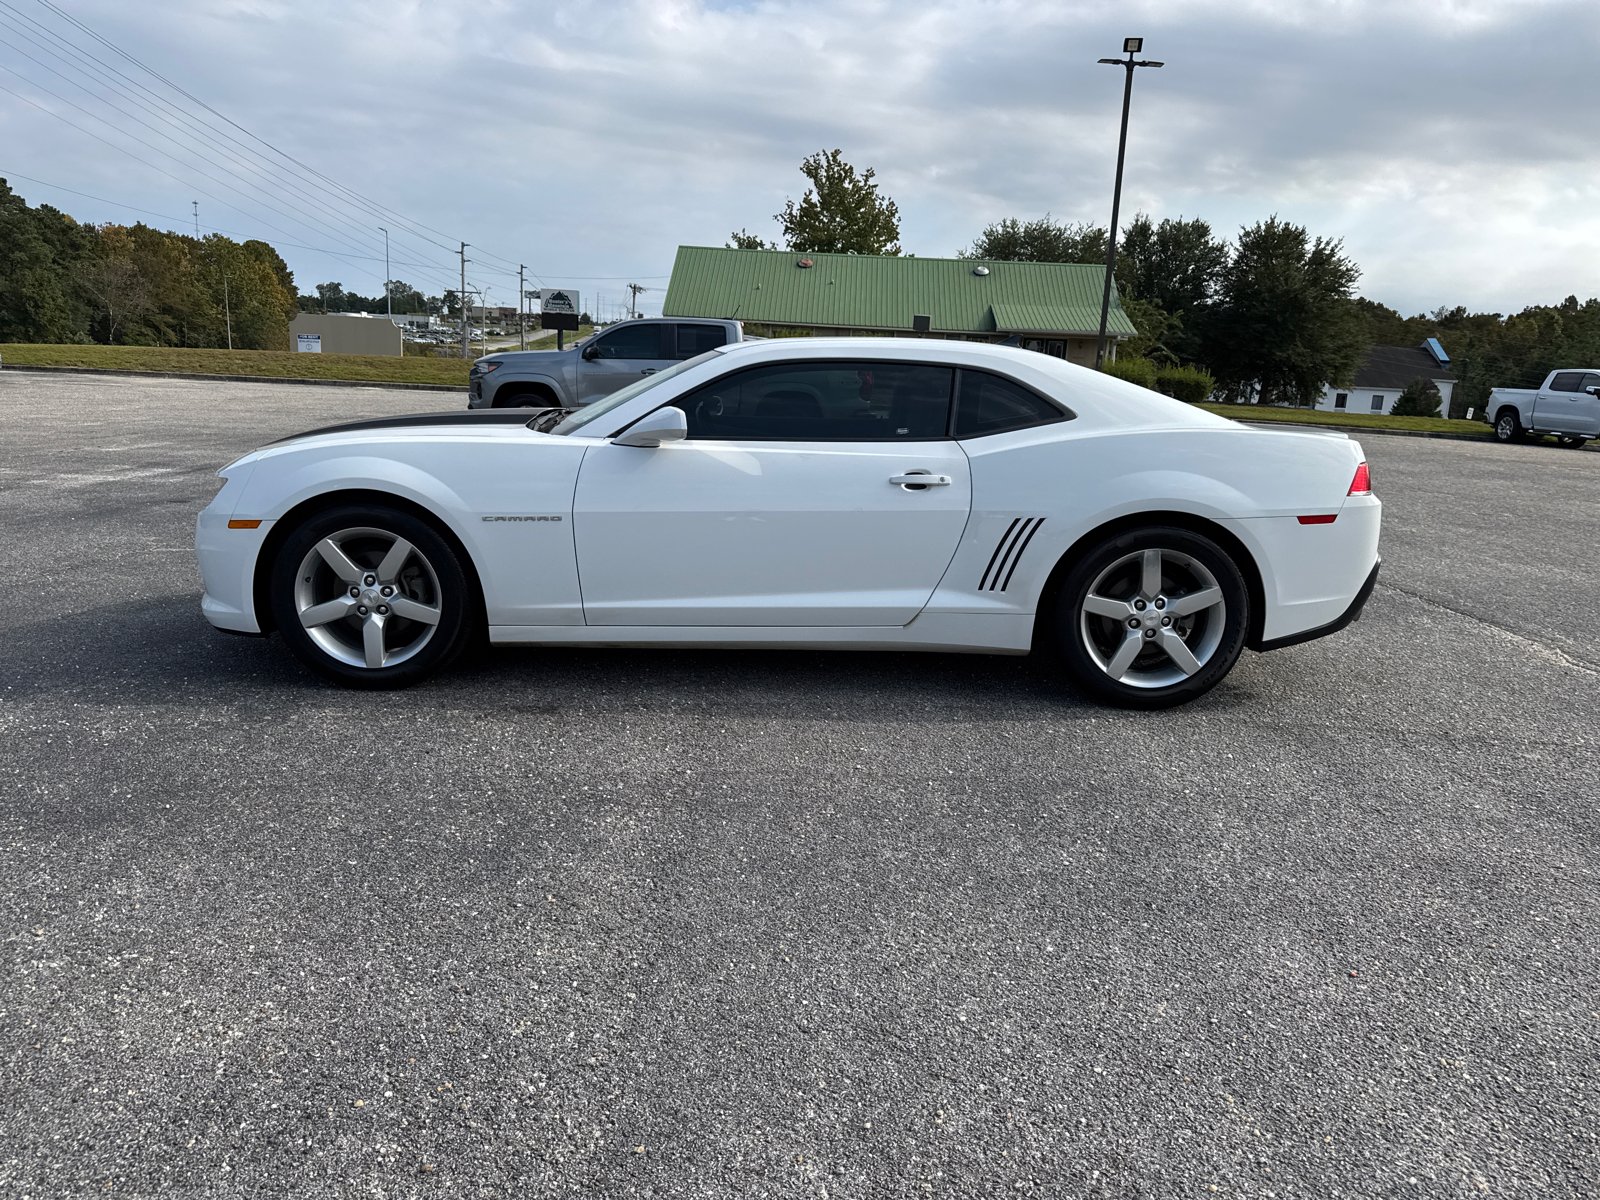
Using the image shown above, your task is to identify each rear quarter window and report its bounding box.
[953,369,1073,438]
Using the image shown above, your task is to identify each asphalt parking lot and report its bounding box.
[2,370,1596,1199]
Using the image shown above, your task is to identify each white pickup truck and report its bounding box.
[1489,369,1600,447]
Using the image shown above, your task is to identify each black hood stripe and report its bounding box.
[274,409,553,443]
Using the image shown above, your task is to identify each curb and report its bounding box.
[1240,419,1597,450]
[1239,420,1493,444]
[0,364,467,393]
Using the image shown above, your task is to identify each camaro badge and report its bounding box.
[483,515,563,522]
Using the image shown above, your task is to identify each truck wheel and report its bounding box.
[1494,409,1523,443]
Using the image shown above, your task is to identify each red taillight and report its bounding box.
[1348,461,1371,496]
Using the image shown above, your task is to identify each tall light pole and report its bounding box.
[379,227,391,319]
[1094,37,1163,370]
[459,242,470,361]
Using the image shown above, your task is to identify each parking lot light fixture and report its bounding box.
[1094,39,1163,370]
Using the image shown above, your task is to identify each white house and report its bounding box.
[1317,339,1456,415]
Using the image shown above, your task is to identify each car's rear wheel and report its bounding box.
[269,504,475,689]
[1494,409,1524,443]
[1055,526,1249,709]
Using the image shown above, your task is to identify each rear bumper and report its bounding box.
[1254,557,1380,652]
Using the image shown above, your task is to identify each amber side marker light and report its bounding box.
[1348,462,1372,496]
[227,519,262,529]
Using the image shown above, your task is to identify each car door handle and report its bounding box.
[640,368,658,376]
[889,473,952,487]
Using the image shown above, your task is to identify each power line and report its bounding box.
[1,1,506,296]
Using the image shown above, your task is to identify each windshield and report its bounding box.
[553,349,724,435]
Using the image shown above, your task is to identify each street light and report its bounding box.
[1094,37,1163,370]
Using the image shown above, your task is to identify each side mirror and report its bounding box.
[612,406,687,448]
[581,343,600,361]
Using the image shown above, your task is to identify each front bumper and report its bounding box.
[196,503,272,634]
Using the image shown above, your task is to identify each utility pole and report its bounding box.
[222,274,233,350]
[380,227,391,320]
[459,243,470,361]
[1094,38,1163,370]
[627,283,646,320]
[518,265,526,350]
[191,201,199,238]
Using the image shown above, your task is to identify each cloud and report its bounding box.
[2,0,1595,316]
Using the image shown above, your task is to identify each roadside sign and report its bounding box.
[539,288,579,331]
[297,333,322,353]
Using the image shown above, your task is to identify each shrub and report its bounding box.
[1392,376,1442,418]
[1155,363,1216,403]
[1100,355,1159,389]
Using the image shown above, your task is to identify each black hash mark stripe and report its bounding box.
[979,517,1045,591]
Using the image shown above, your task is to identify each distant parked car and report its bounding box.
[1489,370,1600,447]
[465,317,747,409]
[196,338,1380,708]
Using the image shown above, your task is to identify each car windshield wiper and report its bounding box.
[526,407,574,433]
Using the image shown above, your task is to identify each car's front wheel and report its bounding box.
[269,504,476,689]
[1055,526,1249,709]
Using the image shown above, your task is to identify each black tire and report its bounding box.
[269,504,476,689]
[1055,526,1249,710]
[493,385,558,409]
[1494,409,1524,443]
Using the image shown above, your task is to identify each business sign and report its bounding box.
[296,333,322,353]
[538,288,579,331]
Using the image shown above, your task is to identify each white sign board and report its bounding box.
[296,333,322,353]
[538,288,578,316]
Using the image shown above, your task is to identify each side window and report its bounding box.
[674,323,728,358]
[590,324,663,360]
[1548,371,1585,392]
[953,370,1071,438]
[1579,373,1600,392]
[673,362,953,440]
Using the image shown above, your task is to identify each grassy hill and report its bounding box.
[0,344,470,387]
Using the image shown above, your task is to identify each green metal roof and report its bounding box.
[662,246,1137,337]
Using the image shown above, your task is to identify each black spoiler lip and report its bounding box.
[271,409,557,444]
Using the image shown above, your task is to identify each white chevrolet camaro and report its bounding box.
[196,339,1380,708]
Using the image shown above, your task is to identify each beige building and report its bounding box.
[288,313,403,357]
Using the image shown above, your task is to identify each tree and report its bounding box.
[774,149,901,255]
[316,281,346,312]
[1392,376,1442,417]
[76,257,153,343]
[960,215,1106,264]
[0,178,94,342]
[1116,214,1228,319]
[1200,216,1367,406]
[726,229,774,250]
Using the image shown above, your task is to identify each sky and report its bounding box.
[1,0,1597,321]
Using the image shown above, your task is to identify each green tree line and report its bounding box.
[1,179,298,350]
[736,152,1600,415]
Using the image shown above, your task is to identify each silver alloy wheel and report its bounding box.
[1079,548,1227,689]
[1497,413,1517,440]
[293,526,443,669]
